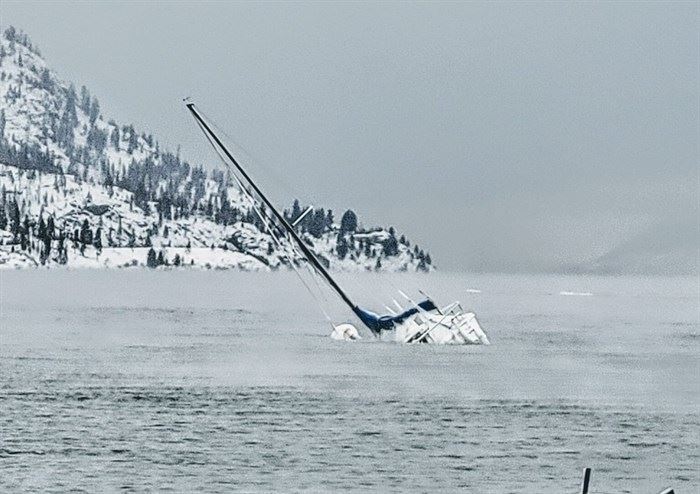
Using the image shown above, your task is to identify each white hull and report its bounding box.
[332,301,490,345]
[394,311,489,345]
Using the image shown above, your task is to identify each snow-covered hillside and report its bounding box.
[0,26,433,271]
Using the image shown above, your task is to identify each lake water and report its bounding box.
[0,270,697,492]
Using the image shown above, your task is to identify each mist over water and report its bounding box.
[1,270,698,492]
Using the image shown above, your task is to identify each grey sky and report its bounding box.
[2,1,698,272]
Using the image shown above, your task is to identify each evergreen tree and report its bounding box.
[340,209,357,233]
[40,232,51,265]
[383,233,399,257]
[290,199,301,222]
[60,245,68,265]
[93,227,102,254]
[146,247,157,268]
[79,218,92,245]
[89,97,100,124]
[80,85,91,113]
[325,209,334,230]
[40,68,52,91]
[110,126,120,149]
[127,125,138,153]
[336,234,348,259]
[57,88,78,148]
[37,215,46,241]
[46,216,55,240]
[308,208,326,238]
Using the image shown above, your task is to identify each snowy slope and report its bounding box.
[0,26,434,272]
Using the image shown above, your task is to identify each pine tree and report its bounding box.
[325,209,334,230]
[127,125,138,153]
[110,126,120,149]
[40,68,52,91]
[37,215,46,241]
[383,233,399,257]
[146,247,157,268]
[46,216,54,239]
[80,218,92,245]
[89,97,100,124]
[336,234,348,259]
[80,85,91,113]
[308,208,326,238]
[93,227,102,254]
[290,199,301,222]
[340,210,357,233]
[57,84,79,148]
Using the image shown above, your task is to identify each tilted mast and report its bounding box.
[185,103,361,315]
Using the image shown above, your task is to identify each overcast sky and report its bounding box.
[2,1,698,272]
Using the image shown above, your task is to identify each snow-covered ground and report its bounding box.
[0,27,433,272]
[0,162,430,271]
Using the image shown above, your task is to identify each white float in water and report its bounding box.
[330,323,361,341]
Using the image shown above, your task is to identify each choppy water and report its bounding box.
[1,271,698,492]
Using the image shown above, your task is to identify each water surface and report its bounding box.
[1,271,697,492]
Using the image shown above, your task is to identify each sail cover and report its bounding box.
[353,299,437,333]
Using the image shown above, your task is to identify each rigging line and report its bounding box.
[197,108,312,207]
[198,117,307,273]
[199,111,331,259]
[233,176,335,326]
[192,116,335,327]
[239,183,335,327]
[187,103,360,316]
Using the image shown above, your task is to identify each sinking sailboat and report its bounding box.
[186,101,489,345]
